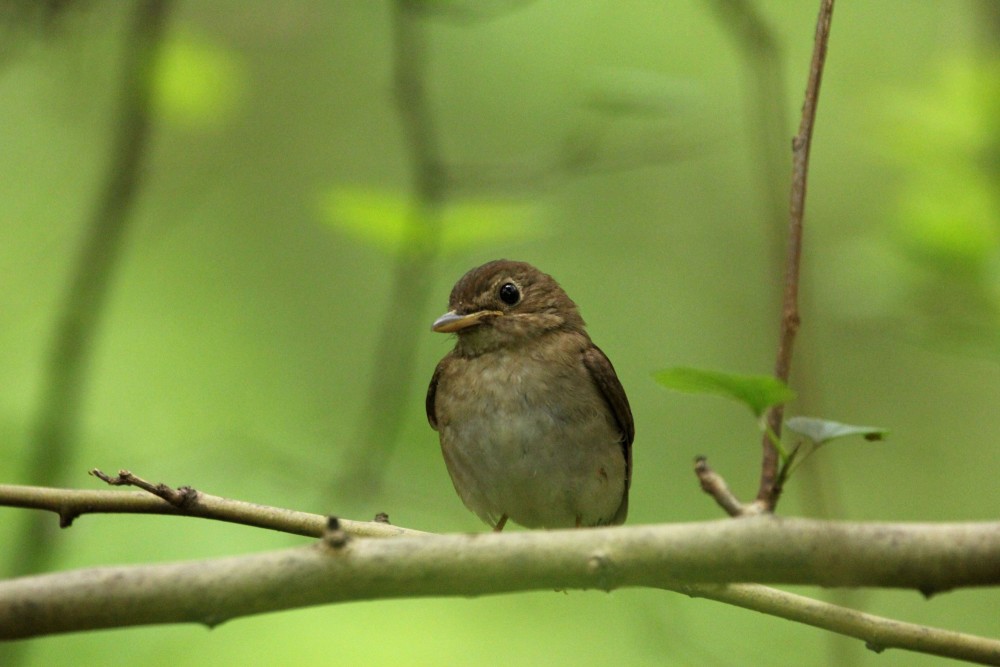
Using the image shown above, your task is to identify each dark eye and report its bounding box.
[498,282,520,305]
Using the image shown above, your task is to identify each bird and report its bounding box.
[426,259,633,531]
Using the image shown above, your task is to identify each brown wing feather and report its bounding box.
[426,360,444,430]
[582,344,633,523]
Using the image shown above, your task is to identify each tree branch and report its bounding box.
[0,482,425,539]
[1,517,998,646]
[685,583,1000,664]
[2,480,998,661]
[694,456,744,517]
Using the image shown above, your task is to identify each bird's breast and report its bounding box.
[434,337,625,528]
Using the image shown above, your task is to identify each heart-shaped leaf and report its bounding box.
[785,417,889,446]
[652,367,795,418]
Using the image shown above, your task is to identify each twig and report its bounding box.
[683,583,1000,665]
[89,469,196,507]
[694,457,745,517]
[756,0,834,511]
[708,0,790,270]
[0,482,425,539]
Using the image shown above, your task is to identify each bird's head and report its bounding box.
[431,260,586,355]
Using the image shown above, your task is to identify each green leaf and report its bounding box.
[652,367,795,418]
[318,188,545,256]
[784,417,889,446]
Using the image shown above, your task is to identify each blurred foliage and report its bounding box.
[889,57,1000,272]
[840,54,1000,357]
[152,30,247,129]
[0,0,90,48]
[1,2,998,666]
[583,67,694,117]
[320,187,544,255]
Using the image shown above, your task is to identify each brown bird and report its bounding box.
[426,260,633,531]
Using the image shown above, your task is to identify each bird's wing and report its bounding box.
[582,344,634,488]
[426,360,444,430]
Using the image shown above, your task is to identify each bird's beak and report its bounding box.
[431,309,501,333]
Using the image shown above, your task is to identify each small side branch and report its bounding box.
[684,583,1000,664]
[89,469,197,507]
[0,482,426,539]
[694,457,745,517]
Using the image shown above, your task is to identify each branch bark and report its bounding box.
[1,517,998,642]
[3,481,998,661]
[0,482,425,539]
[688,583,1000,664]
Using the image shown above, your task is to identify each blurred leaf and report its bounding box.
[152,32,246,129]
[785,417,889,446]
[652,367,794,418]
[895,170,999,274]
[885,57,1000,161]
[319,187,544,255]
[413,0,539,21]
[866,54,1000,358]
[584,67,695,118]
[886,56,1000,275]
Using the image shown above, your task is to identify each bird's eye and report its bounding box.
[498,282,520,305]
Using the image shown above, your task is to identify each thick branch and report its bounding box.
[1,517,998,641]
[3,482,998,660]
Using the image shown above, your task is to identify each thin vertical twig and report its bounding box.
[331,0,447,502]
[756,0,834,510]
[710,27,851,663]
[708,0,790,271]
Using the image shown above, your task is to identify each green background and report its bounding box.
[1,1,998,665]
